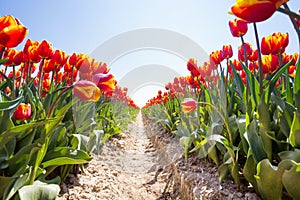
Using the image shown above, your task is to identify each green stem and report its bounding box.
[253,22,263,96]
[38,59,45,97]
[12,65,15,99]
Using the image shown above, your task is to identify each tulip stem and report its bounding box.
[277,7,300,20]
[12,65,16,99]
[253,22,263,96]
[38,59,45,97]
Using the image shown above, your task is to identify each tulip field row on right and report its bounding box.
[143,1,300,200]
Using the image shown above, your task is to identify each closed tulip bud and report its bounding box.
[73,80,101,102]
[37,40,53,59]
[181,98,197,114]
[14,103,32,120]
[229,19,248,37]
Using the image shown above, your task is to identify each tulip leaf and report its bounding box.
[243,153,258,192]
[255,159,293,200]
[0,58,8,65]
[42,147,91,168]
[294,60,300,111]
[244,119,267,163]
[279,149,300,163]
[282,163,300,200]
[18,180,60,200]
[0,119,56,147]
[0,176,15,199]
[0,94,23,111]
[289,112,300,148]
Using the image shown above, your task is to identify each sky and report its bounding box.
[1,1,300,107]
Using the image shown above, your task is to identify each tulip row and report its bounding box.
[0,15,138,199]
[143,1,300,199]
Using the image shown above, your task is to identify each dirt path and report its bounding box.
[58,111,172,200]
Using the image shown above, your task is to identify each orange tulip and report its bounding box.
[51,50,68,66]
[262,54,279,74]
[0,15,28,48]
[3,49,24,66]
[231,0,287,22]
[261,32,289,55]
[73,80,101,102]
[181,98,197,114]
[92,73,116,93]
[14,103,32,120]
[229,19,248,37]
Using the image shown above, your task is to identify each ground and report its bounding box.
[58,111,260,200]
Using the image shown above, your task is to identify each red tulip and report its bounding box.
[231,0,287,22]
[73,80,101,102]
[14,103,32,120]
[0,15,28,48]
[229,19,248,37]
[222,45,233,59]
[181,98,197,114]
[37,40,53,59]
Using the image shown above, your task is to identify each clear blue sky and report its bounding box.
[1,1,300,106]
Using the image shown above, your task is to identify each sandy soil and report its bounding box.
[58,111,260,200]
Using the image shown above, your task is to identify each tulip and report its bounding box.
[14,103,32,120]
[181,98,197,114]
[37,40,53,59]
[261,32,289,55]
[0,15,28,48]
[229,19,248,37]
[262,54,279,74]
[92,73,116,93]
[231,0,287,23]
[222,45,233,59]
[3,49,24,66]
[73,80,101,102]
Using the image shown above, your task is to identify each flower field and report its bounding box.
[1,0,300,200]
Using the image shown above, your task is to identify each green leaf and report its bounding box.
[279,149,300,163]
[255,159,293,200]
[294,59,300,111]
[0,58,8,65]
[18,180,60,200]
[218,163,229,183]
[0,176,15,199]
[42,147,91,168]
[243,153,258,192]
[4,173,30,200]
[0,119,56,147]
[282,163,300,200]
[289,112,300,148]
[0,95,23,111]
[244,119,267,163]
